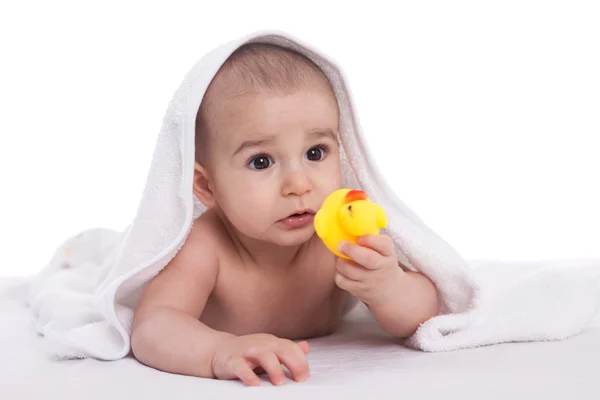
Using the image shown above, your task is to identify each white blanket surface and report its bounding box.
[4,278,600,399]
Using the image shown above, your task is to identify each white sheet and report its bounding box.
[4,277,600,399]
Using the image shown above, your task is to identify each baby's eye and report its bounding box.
[305,146,327,161]
[248,155,273,170]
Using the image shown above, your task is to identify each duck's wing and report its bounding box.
[375,203,388,229]
[314,209,329,238]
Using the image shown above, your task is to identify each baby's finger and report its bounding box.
[276,341,310,382]
[335,271,362,294]
[232,359,261,387]
[248,351,287,386]
[336,259,369,281]
[357,234,394,257]
[297,340,310,354]
[339,241,383,270]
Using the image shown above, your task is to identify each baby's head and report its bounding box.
[193,43,342,246]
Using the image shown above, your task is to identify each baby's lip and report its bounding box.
[278,210,316,228]
[284,209,315,219]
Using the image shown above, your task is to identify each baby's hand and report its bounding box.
[335,234,403,307]
[211,333,310,386]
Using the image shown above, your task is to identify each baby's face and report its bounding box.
[205,86,342,246]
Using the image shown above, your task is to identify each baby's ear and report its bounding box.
[193,162,216,208]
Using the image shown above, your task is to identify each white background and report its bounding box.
[1,1,599,277]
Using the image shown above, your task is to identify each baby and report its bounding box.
[130,43,439,386]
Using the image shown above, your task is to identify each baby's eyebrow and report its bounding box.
[309,128,337,142]
[232,136,275,156]
[232,129,337,156]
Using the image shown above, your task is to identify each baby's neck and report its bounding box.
[220,218,315,271]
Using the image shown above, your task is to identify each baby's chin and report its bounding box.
[228,221,316,247]
[267,225,317,247]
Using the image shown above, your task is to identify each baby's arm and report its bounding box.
[130,221,310,386]
[336,235,439,338]
[130,222,229,378]
[367,267,439,338]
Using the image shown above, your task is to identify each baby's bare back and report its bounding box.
[199,210,349,339]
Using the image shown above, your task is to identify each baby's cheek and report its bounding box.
[320,157,342,187]
[316,170,342,196]
[225,188,277,230]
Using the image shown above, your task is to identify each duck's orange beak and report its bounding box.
[343,189,367,204]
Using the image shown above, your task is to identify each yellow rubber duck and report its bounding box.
[314,188,388,259]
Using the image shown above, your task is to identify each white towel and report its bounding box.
[27,30,600,360]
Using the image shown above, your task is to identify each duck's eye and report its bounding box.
[348,205,353,212]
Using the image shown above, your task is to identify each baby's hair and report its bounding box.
[216,43,330,95]
[195,43,334,163]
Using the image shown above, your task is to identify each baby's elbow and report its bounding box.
[408,272,440,328]
[130,321,153,365]
[130,311,162,366]
[423,276,440,320]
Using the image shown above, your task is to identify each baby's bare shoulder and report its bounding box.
[187,209,225,247]
[133,210,223,323]
[190,209,241,260]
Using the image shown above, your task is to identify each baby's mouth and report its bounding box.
[285,209,315,218]
[290,211,312,217]
[279,210,315,228]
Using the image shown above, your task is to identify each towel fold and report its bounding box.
[27,30,600,360]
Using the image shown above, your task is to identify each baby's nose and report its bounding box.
[282,169,312,196]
